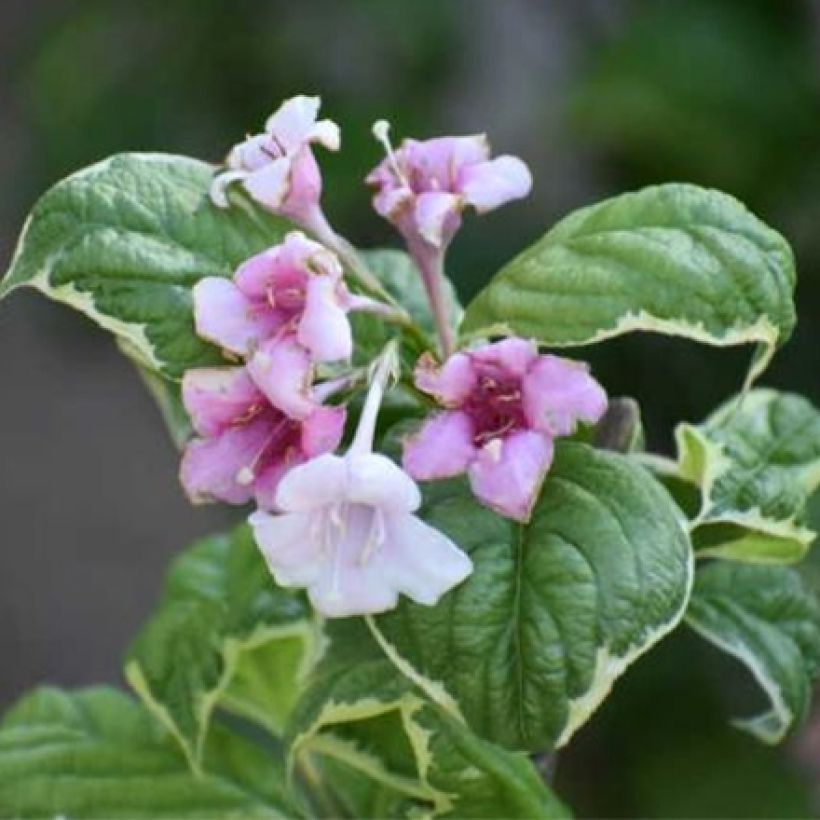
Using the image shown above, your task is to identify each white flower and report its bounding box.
[249,349,472,617]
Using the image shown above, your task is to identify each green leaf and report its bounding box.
[685,562,820,743]
[125,524,322,771]
[0,687,295,818]
[462,184,796,384]
[675,389,820,563]
[0,153,291,378]
[371,441,693,753]
[287,621,568,819]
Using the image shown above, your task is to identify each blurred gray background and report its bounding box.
[3,1,820,816]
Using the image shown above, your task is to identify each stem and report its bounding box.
[414,248,455,360]
[348,345,397,455]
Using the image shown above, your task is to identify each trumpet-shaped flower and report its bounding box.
[210,95,339,227]
[403,338,607,522]
[193,231,354,363]
[250,351,472,618]
[366,122,532,254]
[180,364,344,510]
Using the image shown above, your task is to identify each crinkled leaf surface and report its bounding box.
[462,184,796,383]
[0,687,295,818]
[676,389,820,563]
[686,562,820,743]
[125,524,321,771]
[371,441,693,753]
[287,621,568,819]
[0,153,291,378]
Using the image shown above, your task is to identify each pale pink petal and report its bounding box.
[378,513,473,606]
[274,453,347,512]
[249,510,325,586]
[182,367,260,437]
[304,505,400,617]
[414,352,477,405]
[413,191,463,247]
[247,337,315,420]
[193,277,279,356]
[522,355,608,436]
[180,418,270,505]
[467,430,553,522]
[308,119,340,151]
[298,275,352,361]
[346,453,421,513]
[210,170,247,208]
[470,337,537,377]
[402,411,476,480]
[459,155,533,213]
[252,455,306,512]
[264,96,321,149]
[243,158,291,211]
[301,406,346,457]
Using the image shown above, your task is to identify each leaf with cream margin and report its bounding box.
[462,183,796,385]
[0,687,296,817]
[371,441,693,753]
[0,153,291,379]
[686,562,820,743]
[286,620,568,818]
[674,389,820,563]
[125,524,323,772]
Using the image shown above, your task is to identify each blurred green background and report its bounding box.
[2,0,820,816]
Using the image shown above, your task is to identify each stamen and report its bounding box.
[372,120,409,187]
[359,508,386,565]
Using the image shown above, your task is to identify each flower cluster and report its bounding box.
[181,96,607,618]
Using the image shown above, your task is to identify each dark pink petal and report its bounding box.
[233,248,281,301]
[247,337,315,420]
[522,355,608,436]
[182,367,261,437]
[467,430,553,522]
[402,411,476,480]
[459,155,532,213]
[301,405,346,457]
[179,417,271,505]
[193,277,280,356]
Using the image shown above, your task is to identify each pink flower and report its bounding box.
[180,360,345,511]
[366,121,532,253]
[403,338,607,522]
[210,96,339,226]
[193,231,353,363]
[250,348,472,617]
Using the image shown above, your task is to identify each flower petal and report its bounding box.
[378,512,473,606]
[243,157,291,211]
[402,411,476,480]
[301,406,346,457]
[179,417,271,505]
[210,170,247,208]
[522,355,608,436]
[414,351,477,405]
[264,96,321,149]
[182,367,261,437]
[274,453,347,512]
[459,155,533,213]
[467,430,553,522]
[346,453,421,513]
[193,277,278,356]
[298,275,353,361]
[249,510,325,586]
[413,191,463,247]
[247,337,316,420]
[470,337,537,378]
